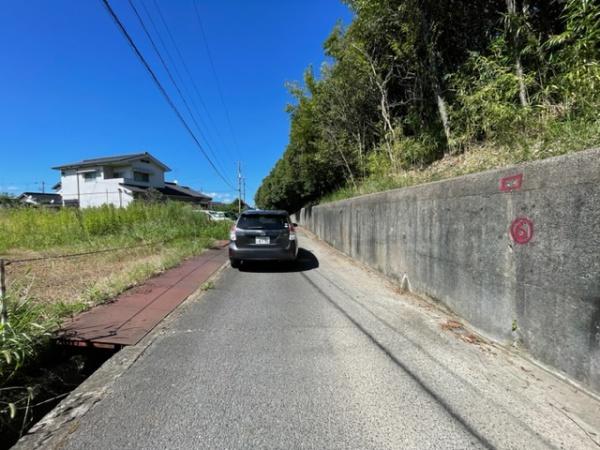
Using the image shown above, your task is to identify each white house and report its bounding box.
[53,152,211,208]
[17,192,62,208]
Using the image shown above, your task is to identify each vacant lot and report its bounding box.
[1,202,229,307]
[0,202,229,438]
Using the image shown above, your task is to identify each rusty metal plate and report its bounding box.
[57,247,228,347]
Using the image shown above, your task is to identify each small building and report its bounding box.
[17,192,62,207]
[52,152,211,208]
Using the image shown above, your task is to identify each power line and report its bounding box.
[192,1,242,160]
[99,0,234,189]
[127,0,228,178]
[4,236,183,265]
[149,0,237,165]
[237,161,242,214]
[136,1,228,176]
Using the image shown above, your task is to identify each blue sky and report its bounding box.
[0,1,352,204]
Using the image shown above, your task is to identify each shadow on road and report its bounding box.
[238,248,319,273]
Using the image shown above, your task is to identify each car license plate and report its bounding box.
[255,236,270,245]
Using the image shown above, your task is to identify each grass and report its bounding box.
[0,201,230,310]
[321,115,600,204]
[0,201,230,435]
[0,201,228,253]
[201,281,215,291]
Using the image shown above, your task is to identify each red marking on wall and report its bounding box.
[510,217,534,244]
[500,173,523,192]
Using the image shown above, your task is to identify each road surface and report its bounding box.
[52,231,600,449]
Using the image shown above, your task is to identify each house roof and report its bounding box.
[52,152,171,172]
[163,182,211,199]
[18,192,62,204]
[120,183,212,201]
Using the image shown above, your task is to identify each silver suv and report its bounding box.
[228,210,298,268]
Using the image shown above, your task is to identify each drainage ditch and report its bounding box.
[1,343,117,450]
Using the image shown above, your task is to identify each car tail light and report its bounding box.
[288,223,296,240]
[229,226,237,241]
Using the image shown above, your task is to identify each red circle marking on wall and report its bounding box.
[510,217,534,244]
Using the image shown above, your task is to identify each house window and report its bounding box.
[83,171,98,182]
[104,168,124,179]
[133,171,150,183]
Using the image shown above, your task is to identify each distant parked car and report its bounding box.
[228,209,298,268]
[196,210,229,221]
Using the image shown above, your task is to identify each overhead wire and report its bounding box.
[99,0,235,189]
[136,1,229,177]
[4,236,182,265]
[149,0,237,165]
[192,0,242,161]
[127,0,228,178]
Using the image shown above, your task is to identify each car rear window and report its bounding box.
[237,214,288,230]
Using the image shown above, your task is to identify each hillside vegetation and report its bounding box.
[256,0,600,210]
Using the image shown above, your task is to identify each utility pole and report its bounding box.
[41,181,45,193]
[242,177,246,206]
[0,259,7,324]
[237,161,242,214]
[76,171,81,208]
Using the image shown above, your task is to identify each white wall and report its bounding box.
[58,159,166,208]
[59,167,132,208]
[129,161,165,188]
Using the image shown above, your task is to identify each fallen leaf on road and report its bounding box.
[461,333,481,344]
[441,319,463,330]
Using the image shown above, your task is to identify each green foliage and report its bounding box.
[0,201,229,253]
[0,284,93,436]
[257,0,600,210]
[0,194,17,207]
[210,199,248,218]
[0,202,231,379]
[0,297,57,382]
[201,281,215,291]
[450,36,535,145]
[0,202,230,432]
[543,0,600,115]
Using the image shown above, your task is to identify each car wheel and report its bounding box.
[230,258,241,269]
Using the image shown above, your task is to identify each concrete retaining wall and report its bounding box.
[295,148,600,392]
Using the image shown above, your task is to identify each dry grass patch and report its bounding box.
[4,239,214,312]
[321,116,600,204]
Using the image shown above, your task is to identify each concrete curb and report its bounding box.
[12,259,230,450]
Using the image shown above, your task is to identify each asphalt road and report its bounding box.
[58,232,600,449]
